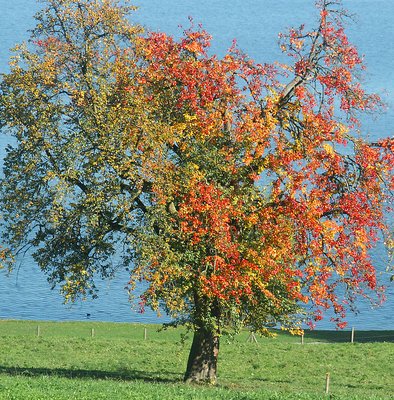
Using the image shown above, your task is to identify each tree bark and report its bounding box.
[184,328,220,384]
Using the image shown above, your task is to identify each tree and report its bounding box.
[0,0,393,384]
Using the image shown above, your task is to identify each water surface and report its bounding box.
[0,0,392,329]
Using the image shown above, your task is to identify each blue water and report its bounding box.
[0,0,393,329]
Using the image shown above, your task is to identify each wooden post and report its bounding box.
[144,327,147,340]
[325,372,330,394]
[301,333,304,345]
[36,325,40,337]
[91,328,95,338]
[351,327,355,343]
[247,331,258,343]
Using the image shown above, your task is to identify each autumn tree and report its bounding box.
[1,0,393,383]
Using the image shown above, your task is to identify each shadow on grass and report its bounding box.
[303,330,394,343]
[0,365,182,383]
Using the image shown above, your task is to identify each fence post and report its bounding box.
[247,331,258,343]
[36,325,40,337]
[325,372,330,394]
[91,328,95,338]
[301,333,304,345]
[144,327,147,340]
[351,327,355,343]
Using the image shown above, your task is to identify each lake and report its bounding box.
[0,0,393,329]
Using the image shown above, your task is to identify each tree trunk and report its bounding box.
[184,328,220,384]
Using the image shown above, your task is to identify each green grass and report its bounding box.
[0,320,393,399]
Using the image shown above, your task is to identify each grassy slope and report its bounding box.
[0,320,393,399]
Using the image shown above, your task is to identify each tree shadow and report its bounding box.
[0,365,182,383]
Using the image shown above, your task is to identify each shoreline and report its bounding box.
[1,319,393,339]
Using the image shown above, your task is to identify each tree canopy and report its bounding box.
[0,0,393,383]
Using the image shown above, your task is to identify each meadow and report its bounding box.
[0,320,393,399]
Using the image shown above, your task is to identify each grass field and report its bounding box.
[0,320,393,399]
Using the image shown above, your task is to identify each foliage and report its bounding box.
[129,3,394,334]
[0,0,393,382]
[0,0,144,295]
